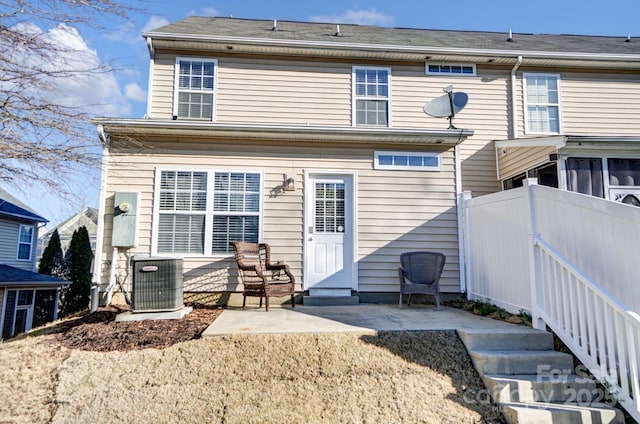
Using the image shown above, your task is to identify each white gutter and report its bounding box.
[455,144,466,293]
[91,125,109,312]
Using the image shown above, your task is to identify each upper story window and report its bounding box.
[353,66,391,127]
[374,151,441,171]
[173,58,217,121]
[17,225,34,261]
[426,63,476,76]
[524,73,561,134]
[154,169,262,256]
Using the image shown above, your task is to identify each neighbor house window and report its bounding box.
[374,151,441,171]
[426,63,476,76]
[17,225,34,260]
[524,73,561,134]
[155,170,262,255]
[353,66,391,127]
[173,58,217,120]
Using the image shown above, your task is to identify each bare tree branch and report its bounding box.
[0,0,145,192]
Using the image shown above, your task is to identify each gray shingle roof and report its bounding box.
[0,264,69,287]
[145,16,640,56]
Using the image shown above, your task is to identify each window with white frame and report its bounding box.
[426,63,476,76]
[524,73,561,134]
[17,225,33,260]
[156,170,261,255]
[353,67,390,127]
[174,58,217,120]
[374,151,441,171]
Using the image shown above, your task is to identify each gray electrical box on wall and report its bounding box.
[112,192,139,247]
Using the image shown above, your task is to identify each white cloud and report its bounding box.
[105,20,138,43]
[142,15,170,33]
[310,9,395,26]
[202,7,220,17]
[125,83,147,102]
[4,22,132,117]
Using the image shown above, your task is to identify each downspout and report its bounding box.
[454,141,467,293]
[511,56,523,139]
[90,125,109,312]
[145,37,154,119]
[498,56,523,183]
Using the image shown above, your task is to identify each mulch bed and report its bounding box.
[47,305,222,352]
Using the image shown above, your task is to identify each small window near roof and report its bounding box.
[426,63,476,76]
[374,151,441,171]
[173,58,217,121]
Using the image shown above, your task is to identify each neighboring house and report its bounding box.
[93,17,640,304]
[0,188,69,340]
[39,207,99,258]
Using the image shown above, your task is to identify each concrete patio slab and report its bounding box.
[202,304,522,337]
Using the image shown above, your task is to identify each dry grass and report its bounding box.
[1,331,503,423]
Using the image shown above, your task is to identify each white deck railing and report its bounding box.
[533,236,640,421]
[462,182,640,421]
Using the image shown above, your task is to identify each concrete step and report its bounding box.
[302,295,360,306]
[483,374,598,403]
[501,402,624,424]
[458,328,554,351]
[469,349,574,376]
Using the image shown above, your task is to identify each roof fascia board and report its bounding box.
[94,119,473,145]
[0,210,47,223]
[144,32,640,63]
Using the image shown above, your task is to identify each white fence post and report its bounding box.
[525,179,545,329]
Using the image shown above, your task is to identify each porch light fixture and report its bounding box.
[283,174,295,191]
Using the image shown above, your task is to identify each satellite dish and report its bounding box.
[423,90,468,129]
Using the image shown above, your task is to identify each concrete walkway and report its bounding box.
[202,304,522,336]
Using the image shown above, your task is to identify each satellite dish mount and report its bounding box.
[423,85,469,129]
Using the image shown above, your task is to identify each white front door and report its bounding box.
[304,173,356,294]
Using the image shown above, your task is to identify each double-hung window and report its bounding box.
[174,58,217,120]
[155,170,261,255]
[353,66,391,127]
[524,73,561,134]
[17,225,34,261]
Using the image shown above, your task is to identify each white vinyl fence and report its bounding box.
[463,181,640,421]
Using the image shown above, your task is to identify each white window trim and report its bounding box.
[425,63,476,76]
[172,57,218,121]
[16,224,34,261]
[151,168,264,258]
[523,73,563,135]
[352,66,392,128]
[374,151,442,171]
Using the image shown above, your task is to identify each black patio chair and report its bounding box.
[398,251,446,309]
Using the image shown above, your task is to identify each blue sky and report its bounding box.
[8,0,640,227]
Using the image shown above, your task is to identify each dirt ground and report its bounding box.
[49,305,223,351]
[0,305,505,423]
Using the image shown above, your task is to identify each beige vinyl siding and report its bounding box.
[149,54,176,118]
[498,145,557,180]
[0,218,35,271]
[102,141,460,294]
[393,65,510,196]
[150,55,352,126]
[561,72,640,135]
[216,59,352,126]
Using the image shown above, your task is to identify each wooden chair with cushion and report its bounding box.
[398,251,446,309]
[231,241,295,311]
